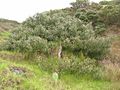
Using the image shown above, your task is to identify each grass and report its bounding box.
[61,74,112,90]
[0,27,119,90]
[0,31,11,39]
[0,55,115,90]
[0,37,119,90]
[0,16,120,90]
[0,18,19,32]
[0,31,11,37]
[0,31,11,43]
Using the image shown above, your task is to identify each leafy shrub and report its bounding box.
[90,2,102,10]
[37,53,100,78]
[83,37,111,59]
[99,5,120,26]
[68,57,97,75]
[75,9,88,22]
[64,35,111,59]
[94,23,106,35]
[4,26,48,54]
[70,0,89,9]
[99,1,111,5]
[75,9,106,35]
[4,10,111,59]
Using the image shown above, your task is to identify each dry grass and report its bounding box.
[0,51,24,61]
[101,60,120,81]
[104,25,120,36]
[110,41,120,59]
[100,35,120,81]
[0,18,19,32]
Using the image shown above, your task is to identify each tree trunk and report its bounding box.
[58,43,62,59]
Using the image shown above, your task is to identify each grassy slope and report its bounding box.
[0,31,11,43]
[0,18,19,43]
[0,56,112,90]
[0,20,119,90]
[0,18,19,32]
[111,36,120,58]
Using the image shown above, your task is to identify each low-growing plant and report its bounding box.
[37,53,100,79]
[101,60,120,81]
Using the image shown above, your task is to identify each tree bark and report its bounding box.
[58,43,62,59]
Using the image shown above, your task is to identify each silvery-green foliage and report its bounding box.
[5,26,48,53]
[99,5,120,26]
[5,10,110,59]
[75,9,106,35]
[38,54,98,76]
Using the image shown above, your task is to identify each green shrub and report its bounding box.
[37,53,100,78]
[75,9,106,35]
[70,0,89,9]
[4,10,111,59]
[94,23,106,35]
[4,26,48,53]
[99,5,120,26]
[64,36,111,59]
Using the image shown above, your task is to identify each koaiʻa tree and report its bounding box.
[5,10,110,59]
[71,0,89,9]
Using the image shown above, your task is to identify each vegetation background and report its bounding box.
[0,0,120,90]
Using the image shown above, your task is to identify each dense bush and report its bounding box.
[74,9,106,35]
[37,53,99,77]
[4,27,48,54]
[99,0,120,5]
[99,1,112,5]
[3,10,110,59]
[70,0,89,9]
[99,5,120,26]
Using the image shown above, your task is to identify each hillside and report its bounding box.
[0,19,20,43]
[0,54,114,90]
[0,18,19,32]
[0,0,120,90]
